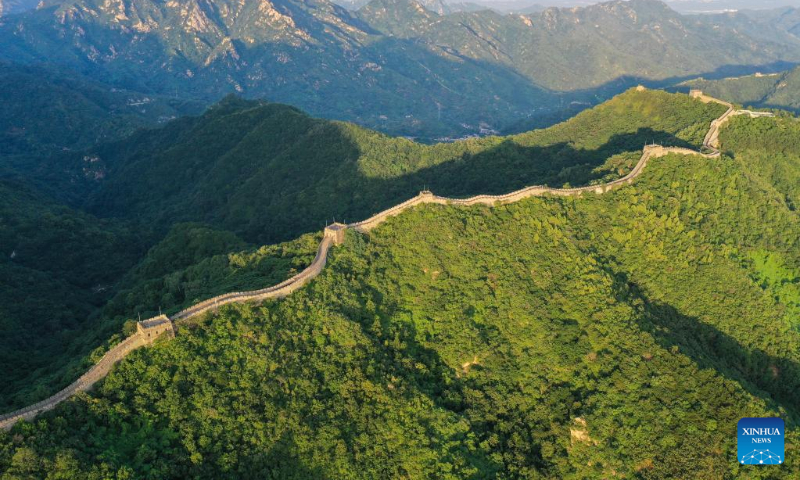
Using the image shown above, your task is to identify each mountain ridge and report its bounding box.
[1,90,799,478]
[0,89,742,430]
[1,0,797,137]
[681,65,800,113]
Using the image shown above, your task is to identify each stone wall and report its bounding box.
[0,316,174,431]
[170,236,334,323]
[347,143,719,233]
[1,92,750,431]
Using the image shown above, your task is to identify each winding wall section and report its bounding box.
[0,92,770,431]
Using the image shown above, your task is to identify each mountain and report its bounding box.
[365,0,800,91]
[0,88,726,411]
[667,0,800,14]
[0,0,38,17]
[0,61,205,205]
[337,0,545,14]
[680,66,800,113]
[0,0,559,138]
[0,0,798,137]
[76,89,724,245]
[695,6,800,48]
[466,0,545,13]
[0,62,203,156]
[335,0,459,14]
[1,92,799,477]
[0,178,151,411]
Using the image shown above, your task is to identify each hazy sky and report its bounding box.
[478,0,800,13]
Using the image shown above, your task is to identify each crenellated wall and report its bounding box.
[169,235,334,322]
[0,316,173,430]
[2,92,763,431]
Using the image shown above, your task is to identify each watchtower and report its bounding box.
[324,223,347,245]
[689,89,703,99]
[137,315,175,344]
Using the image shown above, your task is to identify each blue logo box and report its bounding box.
[738,417,784,465]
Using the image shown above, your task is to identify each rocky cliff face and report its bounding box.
[0,0,798,137]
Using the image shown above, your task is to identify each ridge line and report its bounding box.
[0,92,771,430]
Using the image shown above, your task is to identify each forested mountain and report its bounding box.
[670,0,800,13]
[0,89,724,412]
[0,62,203,156]
[0,0,797,137]
[0,179,152,411]
[358,0,800,90]
[75,89,724,244]
[2,0,800,474]
[680,66,800,113]
[699,6,800,45]
[0,62,204,204]
[1,97,799,478]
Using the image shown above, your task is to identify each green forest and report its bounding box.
[80,89,724,244]
[1,93,798,478]
[0,89,727,414]
[680,66,800,115]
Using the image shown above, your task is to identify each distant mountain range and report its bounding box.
[681,65,800,112]
[666,1,800,14]
[0,0,38,17]
[4,0,799,17]
[332,0,544,14]
[1,0,799,137]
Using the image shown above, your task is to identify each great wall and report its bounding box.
[0,90,775,431]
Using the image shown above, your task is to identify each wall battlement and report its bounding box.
[1,92,756,431]
[1,316,174,430]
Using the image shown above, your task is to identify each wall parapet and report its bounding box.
[1,316,173,430]
[1,92,749,431]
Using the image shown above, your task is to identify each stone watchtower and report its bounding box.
[689,89,703,99]
[324,223,347,245]
[137,315,175,344]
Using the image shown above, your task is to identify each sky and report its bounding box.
[477,0,800,13]
[663,0,800,13]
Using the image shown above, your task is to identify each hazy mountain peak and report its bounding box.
[359,0,440,17]
[0,0,40,17]
[357,0,439,35]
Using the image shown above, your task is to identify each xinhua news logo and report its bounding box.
[738,418,784,465]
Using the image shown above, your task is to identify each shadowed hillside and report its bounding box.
[680,66,800,113]
[80,89,725,244]
[0,88,725,412]
[1,110,799,476]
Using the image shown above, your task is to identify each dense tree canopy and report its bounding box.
[1,109,798,478]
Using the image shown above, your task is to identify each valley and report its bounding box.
[2,0,800,477]
[0,88,739,431]
[1,92,798,477]
[1,0,798,138]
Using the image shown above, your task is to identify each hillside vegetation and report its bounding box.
[0,180,150,411]
[84,89,725,245]
[1,111,798,477]
[0,62,203,157]
[0,0,796,137]
[681,66,800,113]
[0,89,728,413]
